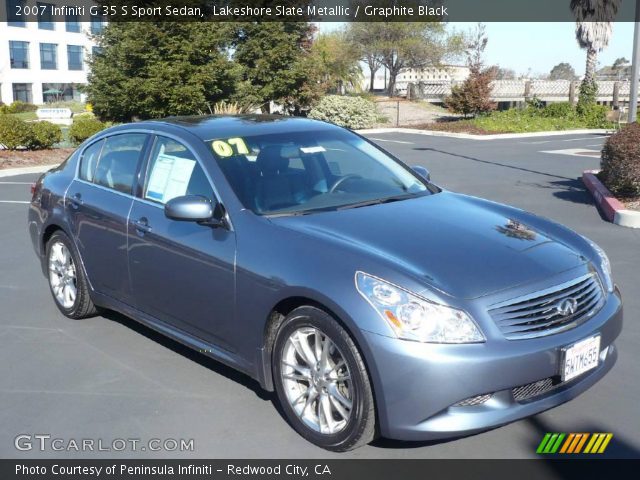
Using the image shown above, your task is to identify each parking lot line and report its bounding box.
[0,181,32,185]
[369,137,415,144]
[525,136,608,145]
[0,200,29,204]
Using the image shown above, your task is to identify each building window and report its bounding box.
[37,2,55,30]
[40,43,57,70]
[9,41,29,69]
[67,45,83,70]
[42,83,82,103]
[66,13,81,32]
[90,14,106,34]
[7,0,26,27]
[12,83,32,103]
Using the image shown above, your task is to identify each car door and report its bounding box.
[127,134,237,351]
[66,133,149,302]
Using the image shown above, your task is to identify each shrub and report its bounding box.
[578,104,610,129]
[0,117,63,150]
[207,100,257,114]
[69,117,106,144]
[445,66,497,117]
[30,121,63,149]
[0,116,34,149]
[600,122,640,197]
[4,101,38,114]
[308,95,378,129]
[577,80,598,113]
[542,102,576,119]
[72,111,96,120]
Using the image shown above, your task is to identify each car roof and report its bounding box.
[113,115,343,141]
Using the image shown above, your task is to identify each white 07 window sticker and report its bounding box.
[146,153,196,204]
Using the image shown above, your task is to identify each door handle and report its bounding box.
[68,193,83,208]
[133,218,152,233]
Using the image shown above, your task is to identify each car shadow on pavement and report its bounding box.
[525,416,640,459]
[101,309,274,403]
[412,147,573,180]
[369,429,494,450]
[517,177,601,207]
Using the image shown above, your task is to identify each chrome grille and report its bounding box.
[489,273,604,340]
[453,393,492,407]
[512,377,561,402]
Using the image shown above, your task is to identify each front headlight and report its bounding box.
[355,272,484,343]
[584,238,613,293]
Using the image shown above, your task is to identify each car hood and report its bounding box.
[271,192,586,299]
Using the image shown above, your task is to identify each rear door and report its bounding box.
[66,133,149,302]
[127,135,237,350]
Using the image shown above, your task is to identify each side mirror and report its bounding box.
[164,195,217,224]
[412,165,431,181]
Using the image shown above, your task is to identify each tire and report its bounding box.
[46,230,97,319]
[272,306,376,451]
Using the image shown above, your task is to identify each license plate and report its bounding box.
[561,335,600,382]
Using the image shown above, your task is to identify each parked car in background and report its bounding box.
[28,116,622,451]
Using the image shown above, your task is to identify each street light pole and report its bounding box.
[629,0,640,123]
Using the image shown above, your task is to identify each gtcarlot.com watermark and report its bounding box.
[15,434,194,453]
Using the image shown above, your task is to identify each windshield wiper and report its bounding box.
[267,206,339,218]
[337,194,415,211]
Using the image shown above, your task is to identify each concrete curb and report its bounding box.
[356,127,611,140]
[0,164,58,178]
[582,170,640,229]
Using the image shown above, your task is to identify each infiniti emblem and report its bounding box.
[556,297,578,317]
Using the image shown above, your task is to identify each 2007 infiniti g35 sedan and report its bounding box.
[28,115,622,451]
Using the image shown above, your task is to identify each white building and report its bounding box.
[0,0,104,105]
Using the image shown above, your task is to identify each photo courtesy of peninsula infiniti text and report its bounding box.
[28,115,623,451]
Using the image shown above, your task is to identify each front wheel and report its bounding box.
[272,306,376,451]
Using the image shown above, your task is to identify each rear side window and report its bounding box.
[144,136,214,204]
[79,139,104,182]
[93,134,148,194]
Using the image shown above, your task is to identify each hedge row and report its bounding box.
[0,116,62,150]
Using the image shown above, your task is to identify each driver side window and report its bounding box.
[144,136,214,205]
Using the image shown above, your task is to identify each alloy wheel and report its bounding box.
[280,326,353,435]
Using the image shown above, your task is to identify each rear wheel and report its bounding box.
[273,306,376,451]
[46,231,97,319]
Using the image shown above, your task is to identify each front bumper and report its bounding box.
[362,288,622,441]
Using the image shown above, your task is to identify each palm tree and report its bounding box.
[571,0,620,87]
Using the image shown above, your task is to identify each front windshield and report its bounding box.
[207,129,431,215]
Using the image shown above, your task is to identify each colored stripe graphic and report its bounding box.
[538,433,613,454]
[559,433,575,453]
[536,433,551,454]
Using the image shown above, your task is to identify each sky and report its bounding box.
[318,22,637,77]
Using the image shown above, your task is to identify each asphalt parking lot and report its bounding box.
[1,132,639,459]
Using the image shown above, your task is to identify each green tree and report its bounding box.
[570,0,621,107]
[549,62,578,80]
[232,22,318,113]
[348,23,384,92]
[86,22,238,121]
[310,30,362,94]
[363,22,463,95]
[612,57,630,79]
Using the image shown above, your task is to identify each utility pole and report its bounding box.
[629,0,640,123]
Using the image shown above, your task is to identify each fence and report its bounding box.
[408,80,637,107]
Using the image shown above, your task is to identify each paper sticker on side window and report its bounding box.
[146,153,196,204]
